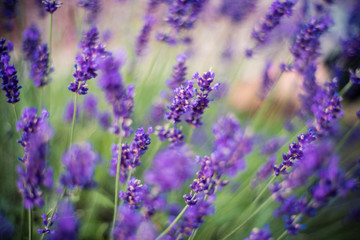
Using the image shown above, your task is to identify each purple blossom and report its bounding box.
[83,93,98,118]
[48,201,78,240]
[22,25,41,61]
[68,26,108,95]
[60,142,99,189]
[136,16,155,56]
[251,0,296,47]
[155,125,185,146]
[259,61,275,99]
[166,54,187,89]
[1,39,21,103]
[145,146,194,191]
[119,177,148,209]
[16,108,54,209]
[1,0,18,32]
[357,110,360,119]
[38,212,57,234]
[63,100,80,123]
[261,136,287,155]
[0,212,14,238]
[244,225,272,240]
[112,205,142,240]
[78,0,101,24]
[299,64,319,118]
[42,0,62,13]
[219,0,257,24]
[350,69,360,85]
[29,43,52,87]
[149,101,166,125]
[98,111,112,129]
[290,16,331,72]
[284,215,304,235]
[156,33,177,45]
[253,155,276,186]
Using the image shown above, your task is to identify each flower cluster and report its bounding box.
[60,143,99,189]
[350,69,360,85]
[136,16,155,56]
[78,0,101,24]
[166,54,187,89]
[22,25,52,87]
[119,177,148,209]
[219,0,257,24]
[244,225,272,240]
[42,0,62,13]
[38,212,57,234]
[16,108,54,209]
[68,26,108,95]
[0,38,21,103]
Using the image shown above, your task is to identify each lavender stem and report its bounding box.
[156,205,189,240]
[69,92,78,147]
[28,209,32,240]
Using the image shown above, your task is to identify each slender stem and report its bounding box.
[276,230,287,240]
[112,122,123,234]
[186,126,194,143]
[156,205,189,240]
[175,234,183,240]
[336,120,360,152]
[13,104,18,121]
[339,81,351,96]
[69,93,79,147]
[49,14,53,62]
[28,209,32,240]
[189,229,198,240]
[221,196,273,240]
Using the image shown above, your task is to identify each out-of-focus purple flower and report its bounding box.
[60,142,99,189]
[0,212,14,238]
[1,0,18,32]
[156,33,177,45]
[311,79,342,136]
[284,215,304,235]
[48,201,78,240]
[212,114,253,176]
[155,125,184,146]
[98,111,112,129]
[63,100,80,123]
[83,93,98,118]
[219,0,257,24]
[350,69,360,85]
[68,26,108,95]
[298,64,319,118]
[251,0,297,48]
[30,43,52,87]
[149,101,166,125]
[136,221,157,240]
[22,25,41,61]
[244,225,272,240]
[259,61,275,99]
[145,145,194,191]
[186,71,220,127]
[136,16,155,56]
[1,39,21,103]
[179,195,214,236]
[253,155,276,186]
[357,110,360,119]
[42,0,62,13]
[112,205,142,240]
[78,0,101,24]
[290,16,331,72]
[342,33,360,57]
[261,136,287,155]
[166,54,187,89]
[119,177,148,209]
[16,108,54,209]
[274,128,317,176]
[38,212,57,234]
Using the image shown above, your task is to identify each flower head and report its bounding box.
[42,0,62,13]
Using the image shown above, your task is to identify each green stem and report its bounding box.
[13,104,18,121]
[276,230,287,240]
[189,229,198,240]
[28,209,32,240]
[186,126,194,143]
[112,123,123,235]
[339,81,351,96]
[336,120,360,152]
[69,93,79,147]
[156,205,189,240]
[221,196,273,240]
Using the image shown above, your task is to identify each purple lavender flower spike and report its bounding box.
[357,110,360,119]
[244,224,272,240]
[145,145,194,191]
[136,16,155,56]
[22,25,41,61]
[30,43,53,87]
[63,100,80,123]
[251,0,297,47]
[112,205,142,240]
[156,125,185,146]
[350,69,360,85]
[48,201,78,240]
[0,212,14,238]
[119,177,148,209]
[219,0,257,24]
[83,93,98,118]
[261,137,287,155]
[253,155,276,186]
[42,0,62,13]
[156,33,177,45]
[166,54,188,89]
[60,142,99,189]
[98,111,112,129]
[16,108,54,209]
[38,212,57,234]
[78,0,101,24]
[149,101,166,125]
[284,215,304,235]
[69,26,108,95]
[1,39,21,103]
[1,0,18,32]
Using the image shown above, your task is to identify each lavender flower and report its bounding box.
[69,26,108,95]
[219,0,257,24]
[22,25,41,61]
[145,146,194,191]
[0,212,14,238]
[261,136,287,155]
[60,142,99,189]
[299,64,319,118]
[156,125,185,146]
[253,156,276,186]
[63,100,80,123]
[38,212,57,234]
[156,33,177,45]
[98,111,112,129]
[78,0,101,24]
[284,215,304,235]
[259,61,275,99]
[30,43,52,87]
[112,206,142,240]
[119,177,148,209]
[1,39,21,103]
[1,0,18,31]
[166,54,187,89]
[244,225,272,240]
[251,0,297,47]
[350,69,360,85]
[16,108,54,209]
[48,201,78,240]
[357,110,360,119]
[42,0,62,13]
[149,101,166,125]
[136,16,155,56]
[83,93,98,118]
